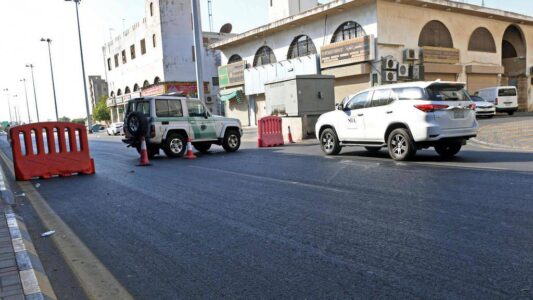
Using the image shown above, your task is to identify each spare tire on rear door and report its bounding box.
[125,111,148,138]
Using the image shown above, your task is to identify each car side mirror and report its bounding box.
[336,103,343,111]
[204,111,209,119]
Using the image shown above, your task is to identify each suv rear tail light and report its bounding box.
[414,104,449,112]
[468,103,476,110]
[150,124,156,138]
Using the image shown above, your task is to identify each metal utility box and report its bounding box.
[264,75,335,137]
[264,75,335,117]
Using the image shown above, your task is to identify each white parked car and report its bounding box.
[315,81,479,161]
[470,95,495,118]
[107,122,124,136]
[475,86,518,115]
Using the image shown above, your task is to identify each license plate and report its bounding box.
[453,110,464,119]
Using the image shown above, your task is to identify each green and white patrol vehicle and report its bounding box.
[122,96,242,158]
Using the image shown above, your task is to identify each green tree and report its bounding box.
[71,118,86,125]
[58,116,71,122]
[93,96,111,123]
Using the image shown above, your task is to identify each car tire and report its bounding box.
[163,132,187,158]
[435,142,462,159]
[365,146,382,153]
[124,111,148,138]
[193,142,212,153]
[222,130,241,152]
[320,128,341,156]
[387,128,416,161]
[508,111,514,116]
[136,142,159,159]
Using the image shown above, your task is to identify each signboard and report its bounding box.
[421,46,460,64]
[218,61,246,88]
[141,82,210,97]
[320,35,375,69]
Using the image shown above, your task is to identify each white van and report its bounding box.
[475,86,518,115]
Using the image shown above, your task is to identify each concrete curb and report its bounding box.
[471,138,533,152]
[0,163,57,300]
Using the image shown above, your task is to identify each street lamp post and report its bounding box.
[41,38,59,121]
[65,0,92,131]
[20,79,31,123]
[2,88,12,124]
[25,64,40,122]
[191,0,205,103]
[12,95,19,124]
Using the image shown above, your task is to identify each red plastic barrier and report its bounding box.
[9,122,95,181]
[257,116,284,148]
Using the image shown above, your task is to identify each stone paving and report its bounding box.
[476,117,533,151]
[0,205,23,300]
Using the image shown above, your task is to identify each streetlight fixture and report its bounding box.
[20,79,31,123]
[65,0,92,131]
[2,88,12,124]
[25,64,40,122]
[41,38,59,121]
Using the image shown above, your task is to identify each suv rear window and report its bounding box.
[156,100,183,117]
[425,84,470,101]
[498,88,517,97]
[134,101,150,116]
[392,87,425,100]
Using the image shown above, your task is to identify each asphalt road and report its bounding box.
[0,132,532,299]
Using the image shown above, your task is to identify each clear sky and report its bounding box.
[0,0,531,122]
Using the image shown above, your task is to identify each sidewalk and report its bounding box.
[474,115,533,151]
[0,165,56,300]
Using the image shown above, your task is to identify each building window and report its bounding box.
[228,54,242,64]
[154,77,161,84]
[468,27,496,53]
[121,50,127,64]
[418,20,453,48]
[140,39,146,55]
[133,84,140,92]
[125,86,131,94]
[107,58,112,71]
[192,46,195,62]
[143,80,150,87]
[130,45,136,60]
[212,77,219,86]
[150,2,154,16]
[287,35,317,59]
[114,54,119,67]
[253,46,276,67]
[152,34,157,48]
[331,21,365,43]
[117,89,122,96]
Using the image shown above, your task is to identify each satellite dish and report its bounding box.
[220,23,233,34]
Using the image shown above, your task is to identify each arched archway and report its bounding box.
[154,77,161,84]
[228,54,242,64]
[253,46,276,67]
[331,21,365,43]
[117,89,122,96]
[418,20,453,48]
[501,24,527,110]
[468,27,496,53]
[125,86,131,94]
[287,35,317,59]
[143,80,150,88]
[110,91,115,98]
[133,84,140,92]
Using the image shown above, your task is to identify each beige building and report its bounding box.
[211,0,533,126]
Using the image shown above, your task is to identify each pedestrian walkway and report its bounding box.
[475,116,533,151]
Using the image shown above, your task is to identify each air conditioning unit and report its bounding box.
[404,48,419,61]
[205,96,213,103]
[384,57,398,70]
[398,64,410,77]
[384,71,398,83]
[410,65,424,81]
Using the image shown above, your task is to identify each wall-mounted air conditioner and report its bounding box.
[384,57,398,70]
[410,65,424,81]
[398,64,410,78]
[404,49,419,61]
[384,71,398,83]
[205,96,213,103]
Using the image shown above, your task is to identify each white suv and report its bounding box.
[315,81,479,161]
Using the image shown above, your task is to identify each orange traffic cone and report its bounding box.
[185,138,197,160]
[137,137,151,166]
[288,126,295,144]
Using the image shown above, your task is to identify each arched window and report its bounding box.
[468,27,496,53]
[228,54,242,64]
[331,21,365,43]
[149,2,154,17]
[125,86,131,94]
[287,35,317,59]
[154,77,161,84]
[502,25,526,58]
[152,34,157,48]
[110,91,115,98]
[117,89,122,96]
[143,80,150,88]
[253,46,276,67]
[502,40,517,59]
[133,84,140,92]
[418,20,453,48]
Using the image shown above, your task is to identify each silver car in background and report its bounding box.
[107,122,124,136]
[470,95,496,118]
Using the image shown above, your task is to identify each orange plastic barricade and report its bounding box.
[9,122,95,181]
[257,116,284,148]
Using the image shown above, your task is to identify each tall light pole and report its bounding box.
[20,79,31,123]
[191,0,205,102]
[2,88,12,124]
[25,64,40,122]
[65,0,92,130]
[41,38,59,121]
[12,95,19,124]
